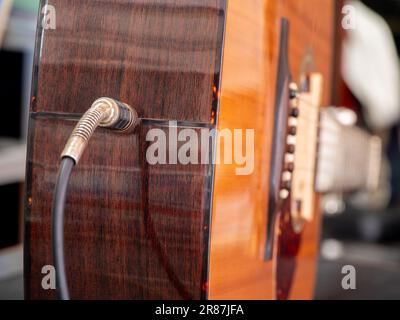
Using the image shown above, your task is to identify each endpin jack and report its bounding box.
[61,97,139,163]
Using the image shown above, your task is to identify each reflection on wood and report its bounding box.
[208,0,334,299]
[26,0,226,299]
[26,0,335,300]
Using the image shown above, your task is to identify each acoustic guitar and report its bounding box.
[25,0,381,300]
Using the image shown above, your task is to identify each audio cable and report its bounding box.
[52,98,138,300]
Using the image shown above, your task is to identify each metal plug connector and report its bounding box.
[61,97,138,164]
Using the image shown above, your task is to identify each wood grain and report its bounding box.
[26,0,336,300]
[208,0,335,300]
[32,0,225,122]
[25,0,226,300]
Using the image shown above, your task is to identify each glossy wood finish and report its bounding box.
[275,197,302,300]
[26,0,336,300]
[208,0,335,299]
[32,0,225,123]
[265,18,291,261]
[26,0,226,299]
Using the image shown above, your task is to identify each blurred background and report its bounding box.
[0,0,399,299]
[0,0,38,300]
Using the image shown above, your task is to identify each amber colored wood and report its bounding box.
[25,0,226,300]
[208,0,335,300]
[26,0,336,300]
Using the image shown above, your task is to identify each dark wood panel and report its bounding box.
[33,0,225,122]
[25,0,226,300]
[26,117,215,299]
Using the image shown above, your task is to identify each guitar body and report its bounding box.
[25,0,335,299]
[209,0,335,300]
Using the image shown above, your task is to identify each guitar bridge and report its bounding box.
[289,73,323,233]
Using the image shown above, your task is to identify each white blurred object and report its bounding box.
[3,0,39,52]
[342,0,400,130]
[0,140,26,185]
[322,194,346,215]
[0,0,13,46]
[321,239,344,261]
[0,245,23,280]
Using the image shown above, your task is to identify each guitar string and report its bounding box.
[283,97,370,176]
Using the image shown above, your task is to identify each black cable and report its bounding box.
[51,157,75,300]
[50,98,137,300]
